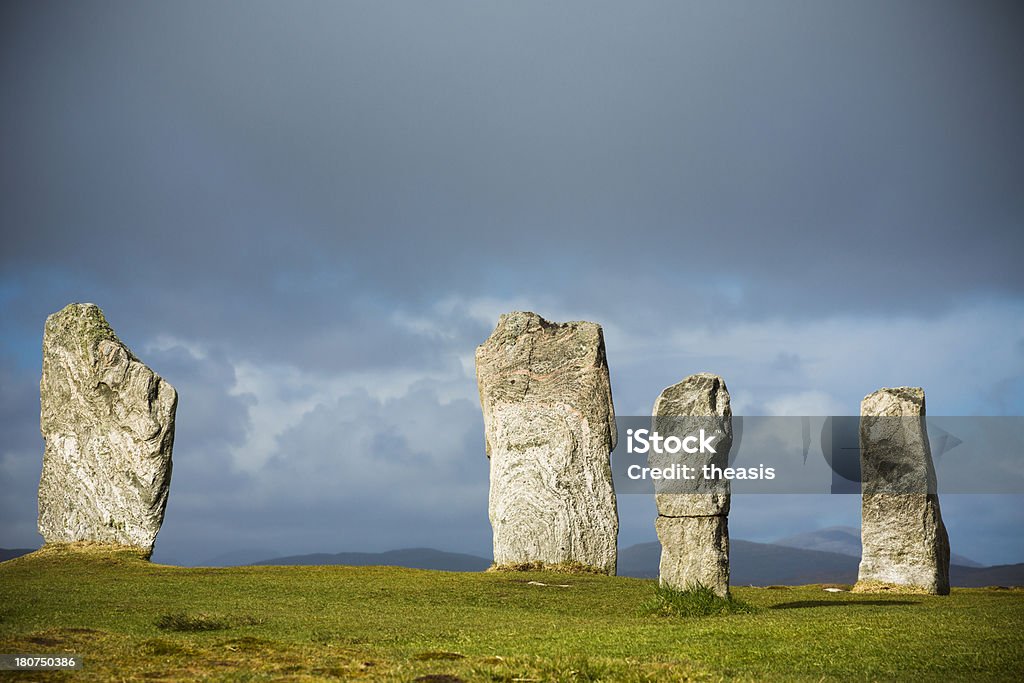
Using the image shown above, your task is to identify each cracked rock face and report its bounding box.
[652,373,732,596]
[476,311,618,574]
[856,387,950,595]
[38,303,177,557]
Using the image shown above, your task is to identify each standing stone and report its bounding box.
[476,312,618,574]
[855,387,950,594]
[652,373,732,597]
[38,303,177,557]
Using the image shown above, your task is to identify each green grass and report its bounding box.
[641,583,757,618]
[0,550,1022,681]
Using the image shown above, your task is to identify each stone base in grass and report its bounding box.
[487,561,607,575]
[851,579,942,595]
[35,541,153,560]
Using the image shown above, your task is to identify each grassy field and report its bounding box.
[1,548,1022,681]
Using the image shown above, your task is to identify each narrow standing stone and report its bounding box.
[652,373,732,597]
[855,386,950,594]
[476,311,618,574]
[38,303,177,557]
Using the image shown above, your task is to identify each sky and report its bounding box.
[1,1,1022,566]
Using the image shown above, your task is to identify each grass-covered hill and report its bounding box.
[1,548,1022,681]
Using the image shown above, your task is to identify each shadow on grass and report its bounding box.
[771,600,918,609]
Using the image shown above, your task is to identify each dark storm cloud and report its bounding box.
[3,1,1022,323]
[0,356,43,546]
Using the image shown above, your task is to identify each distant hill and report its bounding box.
[774,526,863,557]
[247,541,1022,587]
[253,547,492,572]
[618,540,859,584]
[948,564,1024,588]
[733,539,860,585]
[774,526,983,567]
[197,548,282,567]
[618,539,1024,586]
[0,548,34,562]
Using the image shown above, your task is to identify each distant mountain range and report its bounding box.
[0,548,34,562]
[250,547,492,572]
[616,540,1024,587]
[619,540,856,583]
[207,530,1024,586]
[198,548,281,567]
[773,526,983,567]
[5,535,1021,587]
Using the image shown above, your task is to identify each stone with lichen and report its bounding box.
[38,303,176,558]
[476,311,618,574]
[652,373,732,597]
[855,386,950,595]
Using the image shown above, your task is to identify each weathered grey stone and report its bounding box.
[652,373,731,596]
[476,311,617,574]
[651,373,732,518]
[855,387,950,595]
[656,515,729,594]
[38,303,176,557]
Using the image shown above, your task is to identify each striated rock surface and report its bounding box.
[476,311,618,574]
[38,303,177,557]
[855,387,950,594]
[652,373,732,596]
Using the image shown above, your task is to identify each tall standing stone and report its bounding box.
[855,387,950,594]
[476,312,618,574]
[38,303,177,557]
[652,373,732,597]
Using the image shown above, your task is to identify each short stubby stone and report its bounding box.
[855,387,950,595]
[656,515,729,594]
[38,303,177,557]
[652,373,732,596]
[476,311,618,574]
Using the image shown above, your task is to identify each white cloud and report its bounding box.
[402,294,1024,416]
[763,391,844,416]
[143,334,210,360]
[126,296,1024,563]
[644,300,1024,415]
